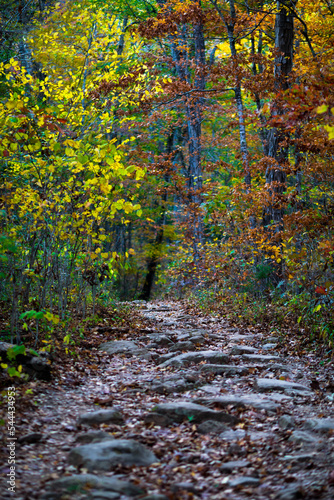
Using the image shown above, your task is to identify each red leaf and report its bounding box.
[315,286,327,295]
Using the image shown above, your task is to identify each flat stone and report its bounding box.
[150,402,238,425]
[279,453,317,463]
[68,439,157,470]
[275,485,306,500]
[194,394,279,412]
[288,431,320,445]
[248,431,271,441]
[18,432,43,444]
[200,364,250,376]
[159,350,229,367]
[197,420,228,434]
[242,354,281,363]
[188,335,206,344]
[90,492,120,500]
[230,345,257,355]
[228,477,260,487]
[279,415,295,430]
[255,378,310,394]
[171,483,199,494]
[157,352,179,363]
[262,343,277,350]
[200,384,222,395]
[75,431,113,445]
[219,460,250,472]
[263,392,292,402]
[152,336,173,347]
[219,429,246,440]
[78,409,124,426]
[228,334,257,341]
[265,336,279,343]
[150,377,195,394]
[268,364,291,371]
[43,474,143,497]
[141,496,169,500]
[170,341,196,352]
[304,418,334,433]
[98,340,147,357]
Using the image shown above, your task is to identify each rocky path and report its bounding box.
[1,301,334,500]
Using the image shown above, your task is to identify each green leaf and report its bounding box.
[7,345,26,361]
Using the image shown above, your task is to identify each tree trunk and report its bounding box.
[170,1,205,258]
[263,1,295,231]
[211,0,250,185]
[138,228,164,301]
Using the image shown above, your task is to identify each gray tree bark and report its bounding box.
[263,0,295,231]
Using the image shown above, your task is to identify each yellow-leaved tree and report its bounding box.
[0,0,153,345]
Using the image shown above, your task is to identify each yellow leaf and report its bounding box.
[317,104,328,114]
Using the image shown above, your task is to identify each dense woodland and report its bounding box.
[1,0,334,356]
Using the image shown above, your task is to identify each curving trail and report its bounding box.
[1,301,334,500]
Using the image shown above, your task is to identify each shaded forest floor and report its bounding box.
[1,301,334,500]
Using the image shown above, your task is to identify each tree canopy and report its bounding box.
[1,0,334,350]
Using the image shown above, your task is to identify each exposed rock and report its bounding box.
[265,336,279,343]
[200,384,222,395]
[184,371,199,382]
[151,336,173,347]
[170,341,196,352]
[149,376,195,394]
[141,496,169,500]
[230,345,257,355]
[68,439,157,470]
[18,432,43,444]
[0,341,52,380]
[279,453,317,463]
[219,460,250,472]
[89,492,120,499]
[262,343,277,350]
[219,429,246,440]
[269,364,291,371]
[288,431,320,445]
[98,340,147,357]
[279,415,295,430]
[26,356,52,379]
[159,350,229,368]
[78,409,124,426]
[255,378,310,394]
[242,354,281,363]
[75,431,112,445]
[304,418,334,433]
[248,431,271,441]
[188,335,206,344]
[150,402,238,425]
[227,334,257,341]
[200,364,250,376]
[143,413,172,427]
[197,420,228,434]
[171,483,199,494]
[275,484,306,500]
[228,476,260,487]
[43,474,143,497]
[194,394,279,412]
[156,352,180,364]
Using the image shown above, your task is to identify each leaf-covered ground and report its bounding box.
[1,301,334,500]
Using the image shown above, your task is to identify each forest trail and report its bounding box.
[1,302,334,500]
